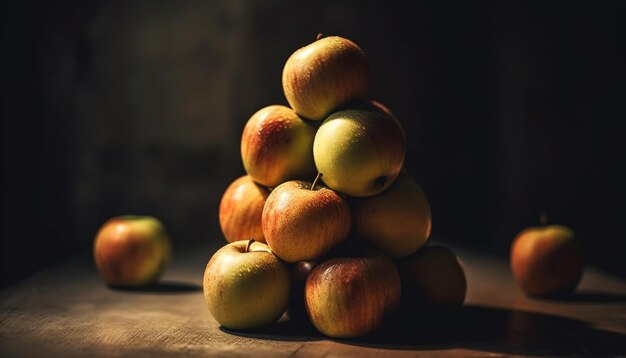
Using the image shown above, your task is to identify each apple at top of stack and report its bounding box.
[241,105,317,188]
[282,35,370,121]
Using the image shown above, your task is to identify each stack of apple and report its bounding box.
[204,35,467,338]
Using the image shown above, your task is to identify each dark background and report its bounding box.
[2,0,624,288]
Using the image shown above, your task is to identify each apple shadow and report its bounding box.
[107,280,202,294]
[532,289,626,304]
[334,305,626,356]
[219,316,324,342]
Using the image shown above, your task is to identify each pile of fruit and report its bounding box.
[204,35,467,338]
[91,35,586,340]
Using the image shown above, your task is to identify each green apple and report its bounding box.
[203,240,290,330]
[305,249,401,338]
[511,224,583,296]
[352,170,432,257]
[219,175,270,243]
[397,245,467,311]
[282,35,370,121]
[313,103,406,197]
[93,215,171,287]
[241,105,317,188]
[262,175,351,263]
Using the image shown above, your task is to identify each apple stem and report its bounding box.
[245,239,255,253]
[311,173,323,190]
[316,33,324,41]
[540,212,548,226]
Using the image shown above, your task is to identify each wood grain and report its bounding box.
[1,240,625,357]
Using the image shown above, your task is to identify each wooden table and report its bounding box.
[1,239,625,357]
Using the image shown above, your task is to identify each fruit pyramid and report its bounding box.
[204,34,467,338]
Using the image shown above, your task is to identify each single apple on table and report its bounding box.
[93,215,171,287]
[203,239,290,330]
[219,175,270,243]
[241,105,317,188]
[305,249,401,338]
[351,170,432,258]
[510,220,583,297]
[282,34,370,121]
[262,174,351,263]
[396,245,467,313]
[313,101,406,197]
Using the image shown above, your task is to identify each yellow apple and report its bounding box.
[241,105,317,188]
[511,224,583,296]
[313,103,406,197]
[219,175,270,243]
[93,215,171,287]
[352,170,432,257]
[282,35,370,121]
[203,240,290,330]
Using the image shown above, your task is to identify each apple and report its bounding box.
[351,170,432,257]
[305,249,401,338]
[286,261,316,322]
[219,175,270,243]
[203,239,290,330]
[282,35,370,121]
[510,223,583,296]
[241,105,317,188]
[313,102,406,197]
[93,215,171,287]
[262,174,351,263]
[396,245,467,312]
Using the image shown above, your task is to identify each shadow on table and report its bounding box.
[108,280,202,294]
[535,289,626,304]
[337,305,626,356]
[223,304,626,355]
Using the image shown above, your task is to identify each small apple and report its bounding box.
[397,245,467,312]
[219,175,270,243]
[351,170,432,257]
[203,239,290,330]
[241,105,317,188]
[262,174,351,263]
[286,261,316,322]
[282,35,370,121]
[511,223,583,296]
[93,215,171,287]
[313,103,406,197]
[305,249,401,338]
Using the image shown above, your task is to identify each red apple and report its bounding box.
[219,175,270,243]
[286,261,316,322]
[313,103,406,197]
[305,249,401,338]
[203,240,290,330]
[282,35,370,121]
[397,245,467,311]
[241,105,317,188]
[262,175,351,263]
[511,224,583,296]
[352,170,432,257]
[93,215,171,287]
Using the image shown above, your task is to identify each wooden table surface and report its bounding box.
[1,239,625,357]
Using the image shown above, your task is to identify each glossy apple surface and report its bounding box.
[511,224,583,296]
[305,249,401,338]
[282,35,370,121]
[241,105,317,188]
[397,245,467,311]
[262,178,351,262]
[93,215,171,287]
[313,105,406,197]
[219,175,270,243]
[203,240,290,330]
[352,170,432,257]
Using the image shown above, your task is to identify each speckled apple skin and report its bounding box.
[219,175,270,243]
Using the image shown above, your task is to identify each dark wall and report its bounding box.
[2,0,624,287]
